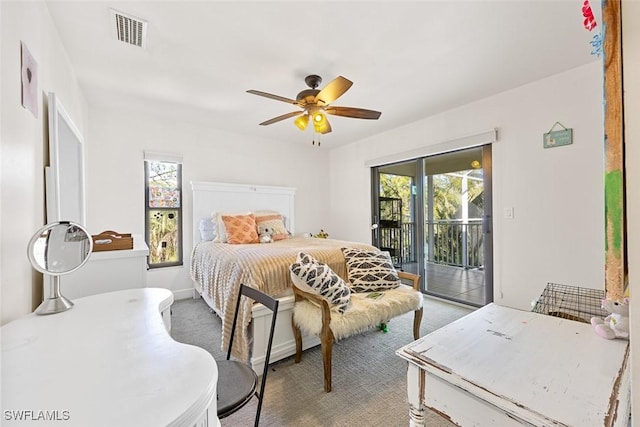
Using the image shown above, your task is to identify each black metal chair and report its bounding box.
[217,284,279,426]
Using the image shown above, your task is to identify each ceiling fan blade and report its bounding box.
[247,90,298,105]
[314,76,353,105]
[325,106,382,120]
[258,111,302,126]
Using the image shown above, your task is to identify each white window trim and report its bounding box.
[144,150,183,164]
[365,129,497,168]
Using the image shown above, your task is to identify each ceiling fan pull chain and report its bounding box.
[311,131,321,146]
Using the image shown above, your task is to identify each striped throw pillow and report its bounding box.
[255,214,289,241]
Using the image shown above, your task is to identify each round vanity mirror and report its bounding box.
[27,221,93,315]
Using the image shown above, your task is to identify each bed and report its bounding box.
[190,181,375,372]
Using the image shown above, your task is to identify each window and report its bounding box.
[144,154,183,268]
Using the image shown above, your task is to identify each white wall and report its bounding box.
[0,1,88,324]
[0,2,634,411]
[85,107,331,297]
[328,61,605,311]
[622,0,639,418]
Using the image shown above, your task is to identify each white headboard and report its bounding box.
[191,181,296,247]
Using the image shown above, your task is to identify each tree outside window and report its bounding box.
[145,160,183,268]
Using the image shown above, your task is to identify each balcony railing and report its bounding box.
[379,220,484,269]
[427,219,483,269]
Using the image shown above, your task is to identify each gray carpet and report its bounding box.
[170,296,473,426]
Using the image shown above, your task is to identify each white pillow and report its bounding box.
[199,217,216,241]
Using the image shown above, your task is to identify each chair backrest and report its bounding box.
[226,284,279,425]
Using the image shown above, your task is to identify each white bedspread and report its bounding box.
[190,237,375,361]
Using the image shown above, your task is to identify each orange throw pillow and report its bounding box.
[221,214,259,244]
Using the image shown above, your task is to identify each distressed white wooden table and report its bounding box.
[396,303,631,427]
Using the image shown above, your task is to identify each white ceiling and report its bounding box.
[46,0,598,148]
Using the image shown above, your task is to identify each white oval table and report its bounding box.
[1,288,220,427]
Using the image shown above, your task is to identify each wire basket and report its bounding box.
[532,283,608,323]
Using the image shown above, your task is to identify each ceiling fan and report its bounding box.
[247,75,381,135]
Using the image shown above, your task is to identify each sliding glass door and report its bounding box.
[371,160,419,272]
[423,146,492,306]
[372,145,493,307]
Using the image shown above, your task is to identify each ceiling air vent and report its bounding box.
[110,9,147,48]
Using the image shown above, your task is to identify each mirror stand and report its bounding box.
[28,221,92,316]
[36,276,74,315]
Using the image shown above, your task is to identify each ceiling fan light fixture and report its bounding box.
[314,123,330,134]
[313,115,330,133]
[247,74,380,136]
[294,114,309,130]
[313,112,326,124]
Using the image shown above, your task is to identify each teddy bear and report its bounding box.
[590,298,629,340]
[257,224,275,244]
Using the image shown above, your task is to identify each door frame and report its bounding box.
[371,144,493,306]
[482,144,493,305]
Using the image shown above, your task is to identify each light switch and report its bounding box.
[504,207,514,219]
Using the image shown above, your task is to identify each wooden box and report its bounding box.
[92,231,134,252]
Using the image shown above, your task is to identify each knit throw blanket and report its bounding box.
[190,237,375,362]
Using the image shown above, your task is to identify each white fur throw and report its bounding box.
[293,284,422,340]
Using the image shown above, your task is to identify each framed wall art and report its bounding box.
[21,41,38,118]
